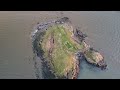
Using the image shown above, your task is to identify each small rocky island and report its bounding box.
[31,17,107,79]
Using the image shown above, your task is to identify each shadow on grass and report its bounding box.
[32,31,57,79]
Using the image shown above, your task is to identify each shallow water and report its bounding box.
[0,11,120,79]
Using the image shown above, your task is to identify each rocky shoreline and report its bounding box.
[31,17,107,79]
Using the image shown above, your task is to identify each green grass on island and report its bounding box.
[39,25,83,77]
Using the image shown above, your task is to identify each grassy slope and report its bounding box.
[40,25,83,77]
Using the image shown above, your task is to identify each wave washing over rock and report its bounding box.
[31,17,107,79]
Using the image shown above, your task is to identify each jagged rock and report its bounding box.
[31,17,107,79]
[84,48,107,69]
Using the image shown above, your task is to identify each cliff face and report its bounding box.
[31,17,107,79]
